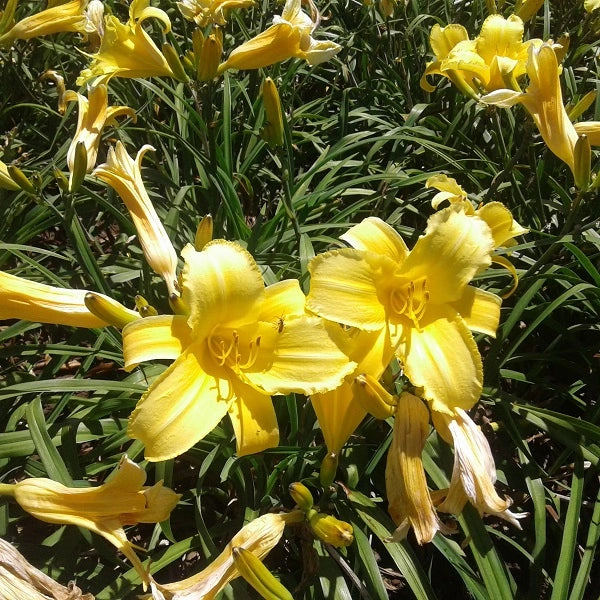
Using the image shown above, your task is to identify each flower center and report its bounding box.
[207,329,261,371]
[389,279,429,330]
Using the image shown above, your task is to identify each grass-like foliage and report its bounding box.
[0,0,599,598]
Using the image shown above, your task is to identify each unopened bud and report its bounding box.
[0,163,19,190]
[194,214,213,250]
[567,90,597,122]
[162,44,189,82]
[574,134,591,191]
[379,0,395,18]
[260,78,284,148]
[232,547,294,600]
[320,452,338,488]
[69,140,89,192]
[352,373,396,420]
[7,165,36,194]
[197,31,222,82]
[134,295,158,317]
[53,169,69,192]
[308,511,354,547]
[289,482,314,512]
[85,292,140,328]
[0,0,18,36]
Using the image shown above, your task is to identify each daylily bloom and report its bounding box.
[93,142,179,298]
[149,510,304,599]
[77,0,174,85]
[177,0,254,27]
[57,83,136,190]
[421,15,541,97]
[0,270,138,328]
[0,0,96,47]
[123,241,354,461]
[218,0,341,73]
[585,0,600,12]
[0,456,180,588]
[433,408,526,527]
[0,159,19,190]
[307,211,499,417]
[515,0,544,21]
[481,43,600,176]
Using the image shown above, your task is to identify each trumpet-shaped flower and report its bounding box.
[177,0,254,27]
[481,43,600,176]
[421,15,541,96]
[149,510,303,599]
[434,408,526,527]
[123,241,354,461]
[0,457,180,587]
[0,160,19,190]
[0,270,138,328]
[308,211,499,417]
[218,0,341,73]
[77,0,174,85]
[0,0,96,47]
[93,142,179,298]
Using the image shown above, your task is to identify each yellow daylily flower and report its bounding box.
[307,212,498,417]
[93,142,179,298]
[0,538,93,600]
[58,84,136,190]
[585,0,600,12]
[422,15,541,96]
[177,0,254,27]
[218,0,341,73]
[0,270,138,328]
[481,43,600,176]
[123,242,355,461]
[0,0,95,47]
[77,0,174,85]
[515,0,544,21]
[0,159,19,190]
[0,456,180,588]
[433,408,526,527]
[149,510,304,599]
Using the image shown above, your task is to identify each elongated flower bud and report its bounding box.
[69,140,89,192]
[289,482,314,512]
[319,452,338,488]
[194,214,213,250]
[0,160,19,190]
[85,292,140,328]
[307,510,354,547]
[232,547,294,600]
[7,165,36,194]
[574,134,591,190]
[352,373,396,419]
[197,30,222,82]
[261,78,285,148]
[162,43,189,82]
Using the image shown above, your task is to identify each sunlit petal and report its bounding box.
[340,216,409,263]
[450,286,501,337]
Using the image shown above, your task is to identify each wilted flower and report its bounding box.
[177,0,254,27]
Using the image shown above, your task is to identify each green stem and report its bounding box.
[0,483,16,497]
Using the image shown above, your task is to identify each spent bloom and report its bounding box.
[177,0,254,27]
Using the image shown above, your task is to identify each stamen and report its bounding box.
[389,279,429,331]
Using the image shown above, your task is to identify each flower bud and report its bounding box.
[352,373,396,419]
[195,214,213,250]
[308,511,354,547]
[69,140,89,192]
[197,30,222,82]
[260,78,284,148]
[7,165,36,194]
[319,452,338,488]
[288,482,314,512]
[232,547,294,600]
[574,134,591,191]
[85,292,140,328]
[162,43,189,82]
[53,168,69,192]
[134,295,159,317]
[0,161,19,190]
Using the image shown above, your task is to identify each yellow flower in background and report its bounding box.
[177,0,254,27]
[434,408,526,527]
[515,0,544,21]
[308,212,499,418]
[93,142,179,299]
[77,0,174,85]
[585,0,600,12]
[0,457,180,588]
[421,15,540,97]
[481,43,600,176]
[0,270,138,328]
[149,510,304,599]
[218,0,341,73]
[0,0,94,47]
[0,160,19,190]
[123,242,354,461]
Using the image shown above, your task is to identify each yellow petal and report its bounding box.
[574,121,600,146]
[128,343,231,461]
[0,271,109,328]
[399,207,494,305]
[340,217,409,263]
[307,248,394,330]
[450,286,501,337]
[299,39,341,66]
[585,0,600,12]
[181,240,265,338]
[122,315,194,370]
[475,201,528,248]
[244,315,356,395]
[516,0,544,21]
[425,174,470,210]
[476,15,525,70]
[258,279,307,321]
[0,160,19,190]
[397,307,482,414]
[429,23,469,62]
[311,383,367,455]
[228,379,279,456]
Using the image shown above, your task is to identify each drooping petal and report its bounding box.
[128,343,232,461]
[122,315,194,370]
[340,216,409,263]
[307,248,394,330]
[475,202,528,248]
[299,39,341,66]
[181,241,265,338]
[397,307,482,415]
[228,379,279,456]
[450,286,501,337]
[399,207,494,305]
[243,315,356,395]
[430,23,469,62]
